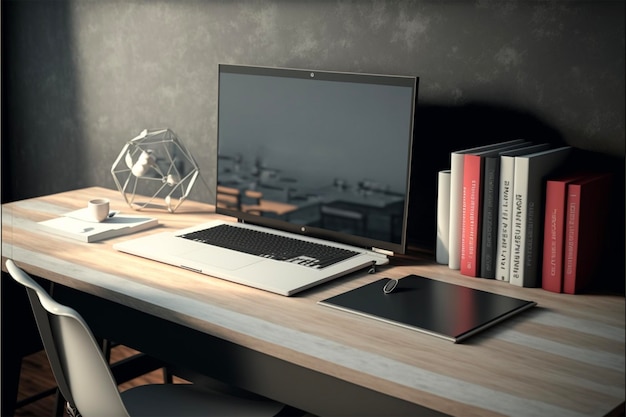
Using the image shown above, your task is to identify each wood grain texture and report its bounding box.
[3,187,624,417]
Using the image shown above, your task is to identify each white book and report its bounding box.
[38,208,158,243]
[509,146,572,287]
[447,139,526,270]
[494,143,551,281]
[436,170,451,265]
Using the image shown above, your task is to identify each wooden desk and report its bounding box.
[2,187,624,416]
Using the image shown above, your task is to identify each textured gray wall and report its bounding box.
[3,0,625,250]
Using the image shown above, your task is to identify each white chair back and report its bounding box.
[5,260,130,417]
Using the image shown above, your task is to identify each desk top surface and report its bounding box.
[2,187,624,417]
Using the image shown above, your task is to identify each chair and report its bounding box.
[1,272,170,416]
[5,259,287,417]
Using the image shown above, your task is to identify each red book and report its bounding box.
[460,153,484,276]
[562,173,612,294]
[541,173,586,293]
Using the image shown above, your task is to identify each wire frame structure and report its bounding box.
[111,129,199,213]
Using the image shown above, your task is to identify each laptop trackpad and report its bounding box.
[182,247,261,271]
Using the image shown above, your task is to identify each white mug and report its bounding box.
[88,198,110,222]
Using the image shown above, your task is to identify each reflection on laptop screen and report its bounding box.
[217,64,418,255]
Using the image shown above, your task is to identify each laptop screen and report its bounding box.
[217,64,418,255]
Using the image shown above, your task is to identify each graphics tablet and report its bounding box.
[319,275,536,343]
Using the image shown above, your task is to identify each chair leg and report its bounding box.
[100,338,112,361]
[52,390,66,417]
[163,367,174,384]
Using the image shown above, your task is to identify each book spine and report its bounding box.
[479,156,499,278]
[509,158,530,287]
[510,147,571,287]
[460,154,482,277]
[562,174,611,294]
[541,180,569,293]
[436,170,451,265]
[495,155,516,281]
[448,152,465,270]
[562,184,581,294]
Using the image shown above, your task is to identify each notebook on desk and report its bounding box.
[114,64,419,296]
[319,275,537,343]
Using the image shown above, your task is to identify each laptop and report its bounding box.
[114,64,418,296]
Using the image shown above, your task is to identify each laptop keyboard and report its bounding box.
[179,224,359,269]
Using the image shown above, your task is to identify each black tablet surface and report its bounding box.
[319,275,536,343]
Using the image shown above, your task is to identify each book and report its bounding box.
[494,143,551,282]
[509,146,572,287]
[478,155,501,278]
[447,139,526,270]
[460,141,530,277]
[541,173,587,293]
[38,208,159,242]
[436,170,451,265]
[563,173,612,294]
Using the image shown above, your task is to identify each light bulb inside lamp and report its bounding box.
[131,150,156,177]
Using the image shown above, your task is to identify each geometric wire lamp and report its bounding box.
[111,128,200,213]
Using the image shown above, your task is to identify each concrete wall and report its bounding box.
[3,0,624,253]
